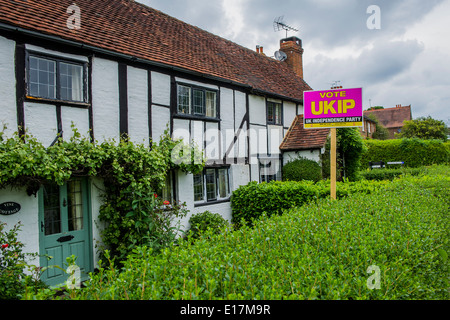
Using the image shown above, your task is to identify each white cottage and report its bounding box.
[0,0,313,286]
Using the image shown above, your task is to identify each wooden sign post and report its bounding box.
[330,128,337,200]
[303,87,363,200]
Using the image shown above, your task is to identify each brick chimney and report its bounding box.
[279,36,304,79]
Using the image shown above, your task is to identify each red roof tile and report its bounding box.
[364,105,412,129]
[0,0,311,101]
[280,115,330,151]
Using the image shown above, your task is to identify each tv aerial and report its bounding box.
[273,16,299,38]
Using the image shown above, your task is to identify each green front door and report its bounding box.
[38,178,92,287]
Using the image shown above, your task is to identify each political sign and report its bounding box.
[303,88,363,129]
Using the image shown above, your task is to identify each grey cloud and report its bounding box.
[307,39,424,89]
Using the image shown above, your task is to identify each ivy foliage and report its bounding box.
[0,126,205,260]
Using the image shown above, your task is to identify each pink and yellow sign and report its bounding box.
[303,88,363,129]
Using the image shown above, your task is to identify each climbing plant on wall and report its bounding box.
[0,126,205,261]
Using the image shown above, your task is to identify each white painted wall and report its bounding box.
[127,66,149,146]
[92,58,119,142]
[151,105,170,142]
[282,149,322,165]
[268,125,283,155]
[0,36,17,138]
[191,120,203,150]
[284,101,297,128]
[61,106,90,140]
[230,164,250,190]
[151,72,171,106]
[220,88,234,159]
[249,95,266,125]
[0,187,40,267]
[89,178,106,267]
[205,122,220,161]
[24,102,58,147]
[172,118,190,143]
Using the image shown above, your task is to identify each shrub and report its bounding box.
[359,167,424,181]
[46,171,449,300]
[282,157,322,183]
[0,222,45,299]
[230,180,321,227]
[231,179,390,228]
[188,211,230,239]
[361,138,449,169]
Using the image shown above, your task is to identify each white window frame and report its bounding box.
[193,167,230,204]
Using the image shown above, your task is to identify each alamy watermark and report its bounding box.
[367,5,381,30]
[366,265,381,290]
[66,3,81,30]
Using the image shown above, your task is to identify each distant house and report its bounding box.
[360,115,377,139]
[280,115,330,164]
[364,105,412,139]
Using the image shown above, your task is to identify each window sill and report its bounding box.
[174,113,220,123]
[25,96,90,108]
[194,198,230,208]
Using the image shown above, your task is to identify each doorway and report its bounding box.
[38,178,92,287]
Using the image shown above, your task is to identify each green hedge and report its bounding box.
[361,138,449,168]
[230,179,389,227]
[359,167,424,181]
[282,157,322,182]
[40,172,448,300]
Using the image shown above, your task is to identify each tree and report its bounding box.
[397,116,447,141]
[322,128,367,181]
[367,106,384,111]
[366,113,389,140]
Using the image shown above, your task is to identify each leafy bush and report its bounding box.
[187,211,230,239]
[0,222,45,299]
[361,138,449,169]
[231,180,321,227]
[337,128,367,181]
[231,179,390,228]
[282,157,322,182]
[359,167,424,181]
[322,128,367,181]
[41,171,448,300]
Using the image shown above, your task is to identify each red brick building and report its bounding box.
[364,105,413,139]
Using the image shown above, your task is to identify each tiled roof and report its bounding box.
[364,105,412,129]
[0,0,311,101]
[280,115,330,151]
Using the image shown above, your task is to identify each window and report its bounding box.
[27,53,86,103]
[259,159,281,183]
[177,84,217,118]
[267,101,282,125]
[193,173,204,202]
[156,171,175,203]
[193,167,230,203]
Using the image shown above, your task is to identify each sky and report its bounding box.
[138,0,450,124]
